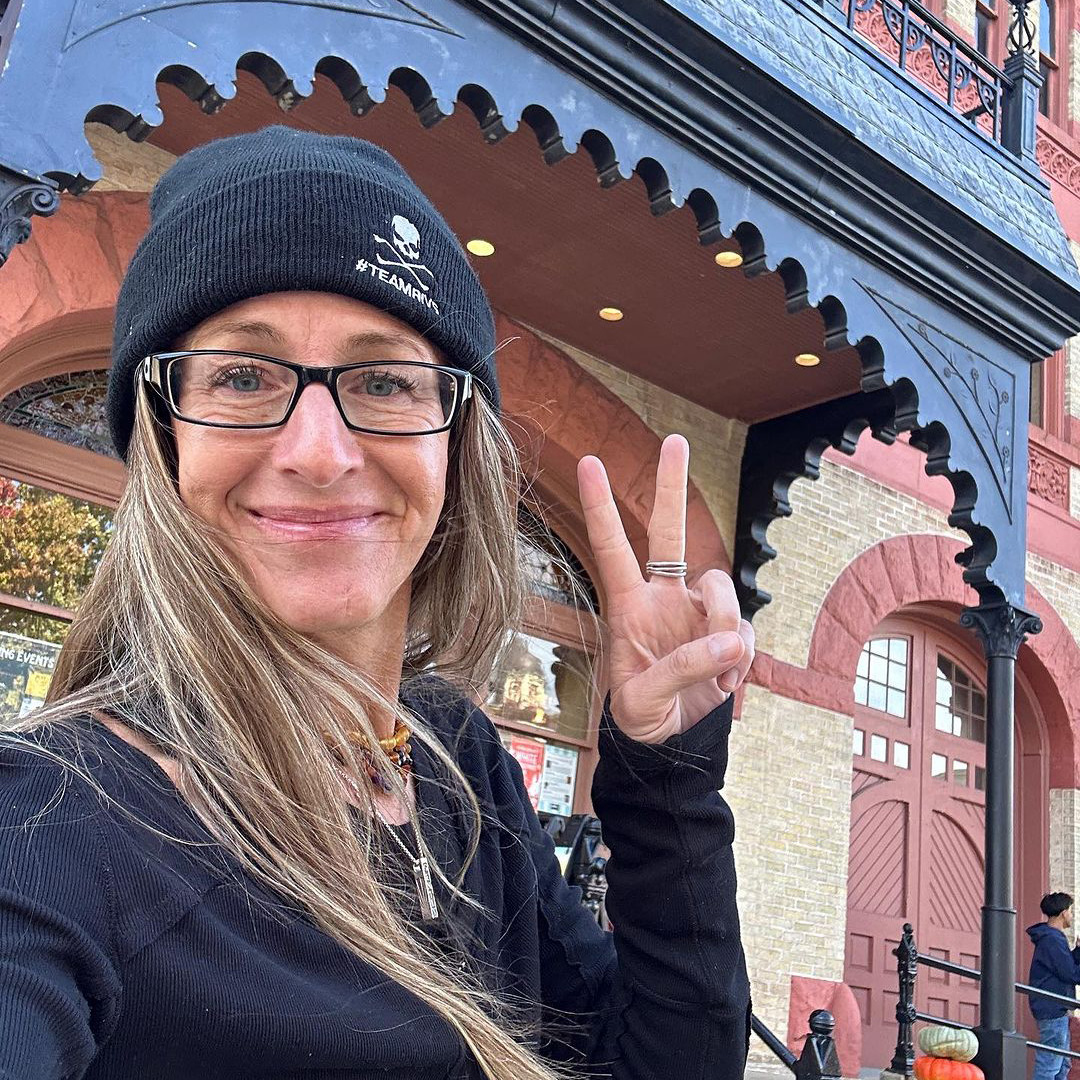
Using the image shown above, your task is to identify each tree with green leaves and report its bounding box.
[0,476,114,644]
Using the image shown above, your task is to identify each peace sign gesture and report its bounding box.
[577,434,755,744]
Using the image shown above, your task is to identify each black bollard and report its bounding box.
[794,1010,842,1080]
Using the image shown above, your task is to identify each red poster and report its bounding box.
[508,735,545,808]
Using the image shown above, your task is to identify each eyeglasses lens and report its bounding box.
[168,355,458,433]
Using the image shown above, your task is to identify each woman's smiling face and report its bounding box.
[170,291,451,655]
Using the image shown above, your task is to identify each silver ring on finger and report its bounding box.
[645,560,688,579]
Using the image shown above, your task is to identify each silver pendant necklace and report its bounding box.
[380,821,440,923]
[338,767,439,923]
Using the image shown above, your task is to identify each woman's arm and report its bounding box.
[529,696,749,1080]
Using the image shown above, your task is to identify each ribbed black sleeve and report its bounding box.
[0,757,122,1079]
[513,695,751,1080]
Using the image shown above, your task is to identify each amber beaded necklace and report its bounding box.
[335,721,438,922]
[350,718,413,791]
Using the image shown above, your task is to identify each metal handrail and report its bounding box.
[890,924,1080,1072]
[843,0,1009,142]
[751,1013,798,1073]
[917,951,1080,1009]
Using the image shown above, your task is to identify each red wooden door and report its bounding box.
[845,622,988,1069]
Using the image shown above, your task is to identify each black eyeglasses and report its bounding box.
[141,350,473,436]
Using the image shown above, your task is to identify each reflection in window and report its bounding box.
[0,476,113,630]
[519,507,597,611]
[0,614,64,725]
[853,728,865,756]
[935,655,987,743]
[975,1,995,56]
[855,637,908,718]
[931,753,948,780]
[486,632,592,742]
[1040,0,1054,57]
[975,766,986,792]
[953,760,970,787]
[870,734,888,763]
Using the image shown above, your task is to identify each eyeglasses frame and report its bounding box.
[140,349,474,437]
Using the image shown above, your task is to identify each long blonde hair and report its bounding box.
[8,382,585,1080]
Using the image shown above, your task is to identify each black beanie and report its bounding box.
[108,125,497,459]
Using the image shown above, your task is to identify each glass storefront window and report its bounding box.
[499,729,580,817]
[0,475,113,619]
[486,631,592,743]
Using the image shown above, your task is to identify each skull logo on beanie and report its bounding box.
[107,125,498,460]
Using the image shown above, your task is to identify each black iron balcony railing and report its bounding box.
[844,0,1010,143]
[889,923,1080,1074]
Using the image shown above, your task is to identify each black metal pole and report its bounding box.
[960,601,1041,1080]
[983,642,1017,1031]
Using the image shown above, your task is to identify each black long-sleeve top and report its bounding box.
[0,680,749,1079]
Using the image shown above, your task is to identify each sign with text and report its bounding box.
[0,631,60,723]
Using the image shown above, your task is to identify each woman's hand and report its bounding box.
[577,434,755,744]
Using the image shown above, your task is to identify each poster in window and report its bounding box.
[506,735,546,808]
[538,743,579,817]
[0,632,60,724]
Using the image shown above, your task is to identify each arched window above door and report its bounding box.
[852,627,989,792]
[0,369,115,458]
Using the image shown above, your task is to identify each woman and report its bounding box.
[0,126,754,1080]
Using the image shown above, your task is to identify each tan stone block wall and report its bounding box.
[726,684,853,1060]
[753,453,955,668]
[84,124,176,193]
[942,0,975,34]
[539,334,748,559]
[1049,789,1080,900]
[1027,552,1080,646]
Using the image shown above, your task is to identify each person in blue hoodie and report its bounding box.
[1028,892,1080,1080]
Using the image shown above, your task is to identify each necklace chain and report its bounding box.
[337,765,439,923]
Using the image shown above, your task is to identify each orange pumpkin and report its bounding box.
[914,1056,985,1080]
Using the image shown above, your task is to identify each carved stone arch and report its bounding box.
[807,533,1080,783]
[0,189,148,392]
[493,313,730,612]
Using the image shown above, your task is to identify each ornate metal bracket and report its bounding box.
[733,388,899,618]
[959,601,1042,659]
[0,165,59,267]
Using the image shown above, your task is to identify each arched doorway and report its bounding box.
[844,611,1048,1068]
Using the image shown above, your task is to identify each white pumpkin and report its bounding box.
[918,1025,979,1062]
